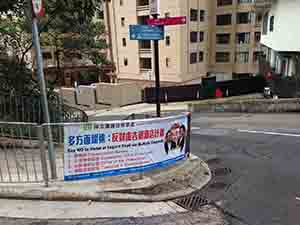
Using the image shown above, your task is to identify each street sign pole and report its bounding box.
[30,0,57,179]
[152,14,161,118]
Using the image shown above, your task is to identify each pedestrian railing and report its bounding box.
[0,122,48,185]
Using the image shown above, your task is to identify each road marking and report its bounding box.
[238,129,300,137]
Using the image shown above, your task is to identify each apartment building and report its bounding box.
[32,3,108,86]
[104,0,263,86]
[257,0,300,77]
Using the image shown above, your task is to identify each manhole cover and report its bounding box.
[211,167,232,177]
[173,194,209,211]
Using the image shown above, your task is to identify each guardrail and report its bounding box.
[0,122,48,186]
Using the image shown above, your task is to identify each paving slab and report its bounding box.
[0,199,186,219]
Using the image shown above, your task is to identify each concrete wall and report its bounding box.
[59,83,142,109]
[189,98,300,113]
[76,86,97,107]
[59,88,76,105]
[261,0,300,52]
[95,82,142,107]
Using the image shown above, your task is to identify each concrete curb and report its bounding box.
[0,155,211,202]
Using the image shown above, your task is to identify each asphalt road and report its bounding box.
[1,112,300,225]
[190,113,300,225]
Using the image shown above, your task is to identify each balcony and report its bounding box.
[139,48,152,54]
[137,0,150,16]
[139,40,152,56]
[254,0,272,13]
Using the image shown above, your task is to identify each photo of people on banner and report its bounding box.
[164,122,187,156]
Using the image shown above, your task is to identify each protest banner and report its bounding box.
[64,114,190,181]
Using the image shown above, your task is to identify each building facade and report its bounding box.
[104,0,263,86]
[258,0,300,77]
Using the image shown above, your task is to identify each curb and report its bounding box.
[0,155,211,202]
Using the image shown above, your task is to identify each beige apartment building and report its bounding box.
[104,0,264,86]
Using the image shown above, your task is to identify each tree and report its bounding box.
[0,0,106,122]
[0,0,108,86]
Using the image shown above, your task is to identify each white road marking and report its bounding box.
[238,129,300,137]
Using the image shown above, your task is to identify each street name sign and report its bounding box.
[129,25,164,40]
[147,16,187,26]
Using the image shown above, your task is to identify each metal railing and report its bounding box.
[0,122,48,185]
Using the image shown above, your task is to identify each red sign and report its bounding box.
[32,0,45,17]
[147,16,187,26]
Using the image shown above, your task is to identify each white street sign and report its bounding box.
[150,0,160,15]
[32,0,45,17]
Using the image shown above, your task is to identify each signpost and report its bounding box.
[30,0,57,178]
[147,16,187,26]
[129,25,164,40]
[129,0,186,118]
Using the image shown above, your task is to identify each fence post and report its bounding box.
[185,112,191,158]
[38,126,49,187]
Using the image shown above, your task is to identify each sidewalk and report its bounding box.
[85,102,189,118]
[0,200,227,225]
[0,154,211,202]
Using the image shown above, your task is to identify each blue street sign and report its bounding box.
[129,25,164,40]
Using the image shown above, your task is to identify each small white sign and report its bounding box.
[150,0,160,15]
[32,0,45,17]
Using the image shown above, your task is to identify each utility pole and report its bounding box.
[30,0,57,179]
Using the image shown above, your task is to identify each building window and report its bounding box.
[190,32,198,43]
[120,0,123,6]
[269,16,274,32]
[217,0,232,7]
[190,52,197,64]
[253,51,262,63]
[140,58,152,70]
[42,52,52,59]
[139,40,151,49]
[216,52,230,63]
[166,36,170,46]
[262,12,269,35]
[199,51,204,62]
[190,9,198,22]
[216,33,230,44]
[237,12,253,24]
[122,38,126,47]
[124,58,128,66]
[121,17,125,26]
[238,0,253,3]
[255,32,261,43]
[235,52,249,63]
[166,57,170,67]
[200,10,205,22]
[216,14,232,25]
[236,32,250,44]
[138,15,150,25]
[199,32,204,42]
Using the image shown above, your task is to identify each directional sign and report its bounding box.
[147,16,187,26]
[32,0,45,17]
[129,25,164,40]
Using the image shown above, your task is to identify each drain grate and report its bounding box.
[211,167,232,177]
[173,194,209,211]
